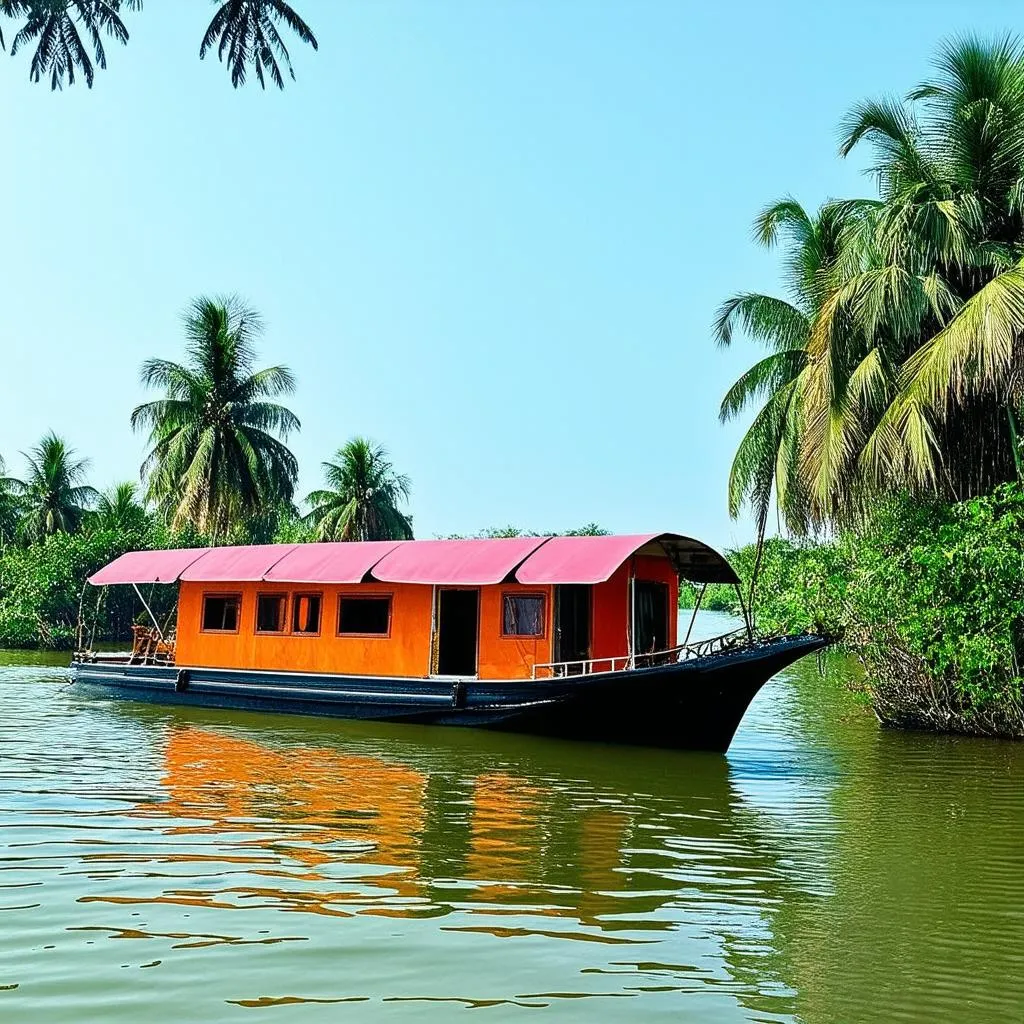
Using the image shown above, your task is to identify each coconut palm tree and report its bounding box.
[90,482,149,534]
[812,35,1024,505]
[0,1,316,90]
[3,0,138,89]
[131,295,300,540]
[12,433,98,542]
[305,438,414,542]
[715,198,876,536]
[720,36,1024,533]
[200,0,318,89]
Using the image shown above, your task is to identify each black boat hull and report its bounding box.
[71,635,827,752]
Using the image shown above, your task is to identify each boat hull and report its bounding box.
[71,635,827,753]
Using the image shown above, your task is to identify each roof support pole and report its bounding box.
[132,582,165,642]
[683,583,707,646]
[627,557,636,668]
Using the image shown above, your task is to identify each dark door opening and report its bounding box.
[437,589,479,676]
[633,580,669,655]
[554,585,591,668]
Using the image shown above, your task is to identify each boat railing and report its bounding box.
[531,627,753,679]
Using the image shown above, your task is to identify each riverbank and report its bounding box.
[682,487,1024,739]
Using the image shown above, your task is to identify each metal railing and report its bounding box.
[531,628,751,679]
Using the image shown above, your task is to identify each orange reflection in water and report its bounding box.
[157,727,427,877]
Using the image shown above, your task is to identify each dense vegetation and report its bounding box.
[683,487,1024,737]
[714,36,1024,737]
[0,1,317,90]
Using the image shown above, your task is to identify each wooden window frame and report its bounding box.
[500,591,547,640]
[291,591,324,637]
[254,592,289,636]
[200,592,242,634]
[337,593,393,638]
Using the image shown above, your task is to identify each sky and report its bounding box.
[0,0,1020,550]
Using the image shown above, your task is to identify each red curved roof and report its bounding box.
[179,545,299,583]
[369,537,550,585]
[514,533,660,584]
[88,547,211,586]
[86,533,737,587]
[264,541,405,584]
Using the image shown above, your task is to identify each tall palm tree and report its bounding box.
[12,432,98,541]
[0,1,316,89]
[811,35,1024,505]
[90,481,148,534]
[715,198,873,537]
[305,438,414,542]
[720,36,1024,532]
[132,295,300,539]
[200,0,318,89]
[3,0,138,89]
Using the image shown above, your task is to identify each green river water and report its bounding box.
[1,612,1022,1023]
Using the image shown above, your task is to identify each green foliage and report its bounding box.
[11,432,98,542]
[684,488,1024,736]
[305,438,414,542]
[132,295,300,540]
[0,1,317,91]
[720,36,1024,533]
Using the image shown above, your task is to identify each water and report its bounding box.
[1,611,1022,1022]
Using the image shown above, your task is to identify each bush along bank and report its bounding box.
[682,487,1024,739]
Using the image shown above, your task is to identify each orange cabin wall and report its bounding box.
[590,555,679,665]
[175,580,554,680]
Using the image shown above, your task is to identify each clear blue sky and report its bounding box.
[0,0,1018,549]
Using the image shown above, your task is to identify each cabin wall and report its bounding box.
[175,580,554,680]
[176,581,434,677]
[590,555,679,665]
[477,584,553,680]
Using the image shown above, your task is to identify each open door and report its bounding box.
[633,580,669,655]
[437,589,479,676]
[554,584,591,670]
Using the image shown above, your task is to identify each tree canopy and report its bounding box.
[132,295,300,539]
[0,0,317,90]
[720,35,1024,533]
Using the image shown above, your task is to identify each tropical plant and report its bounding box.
[305,438,414,542]
[131,295,300,539]
[200,0,318,88]
[720,35,1024,534]
[0,0,316,90]
[10,432,98,542]
[89,482,149,534]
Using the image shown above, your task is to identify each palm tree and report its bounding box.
[715,198,875,537]
[811,35,1024,506]
[90,482,149,534]
[131,295,300,539]
[3,0,138,89]
[0,1,316,89]
[200,0,318,89]
[12,432,98,542]
[305,438,414,542]
[720,36,1024,532]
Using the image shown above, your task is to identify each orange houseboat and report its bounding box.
[72,533,827,752]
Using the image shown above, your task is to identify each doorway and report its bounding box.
[554,584,591,667]
[633,580,669,655]
[437,589,479,676]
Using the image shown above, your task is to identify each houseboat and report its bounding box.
[72,533,828,752]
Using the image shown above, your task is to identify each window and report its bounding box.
[202,594,240,633]
[338,596,392,636]
[292,593,322,635]
[502,593,545,637]
[256,594,287,634]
